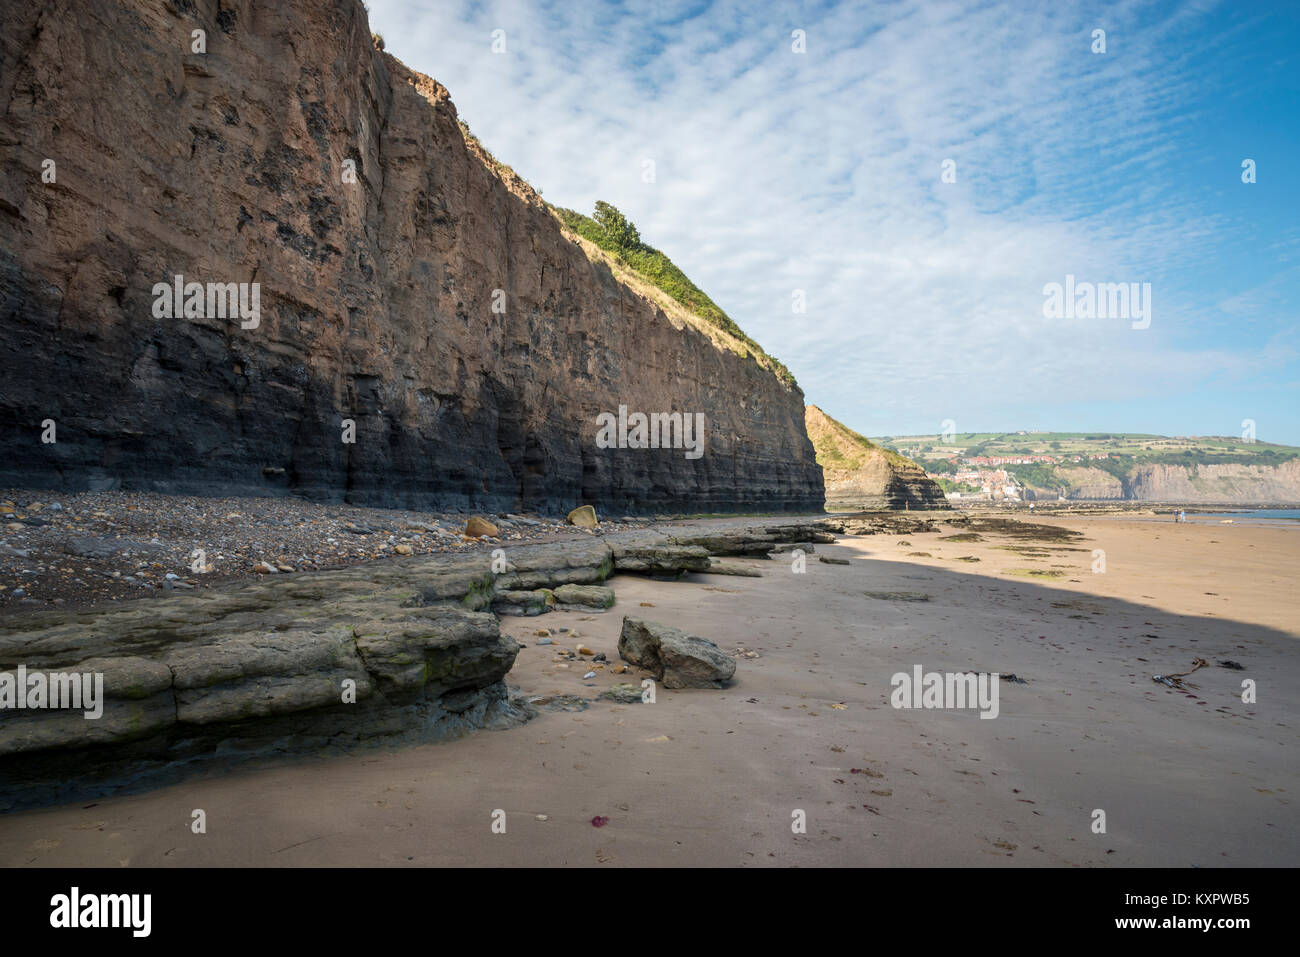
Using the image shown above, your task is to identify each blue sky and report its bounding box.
[365,0,1299,444]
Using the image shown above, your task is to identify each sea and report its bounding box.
[1184,508,1300,523]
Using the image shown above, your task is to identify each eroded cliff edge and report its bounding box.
[0,0,824,514]
[806,405,948,510]
[1021,459,1300,504]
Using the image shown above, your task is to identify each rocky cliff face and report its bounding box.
[805,405,948,510]
[1026,460,1300,503]
[1123,459,1300,504]
[0,0,823,515]
[1050,466,1125,501]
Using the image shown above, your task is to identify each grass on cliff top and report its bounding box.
[805,404,919,472]
[550,204,796,388]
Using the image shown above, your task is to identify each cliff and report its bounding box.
[1040,466,1124,501]
[1123,459,1300,504]
[1020,461,1300,504]
[0,0,823,515]
[805,405,947,510]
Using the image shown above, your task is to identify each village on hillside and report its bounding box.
[927,452,1115,502]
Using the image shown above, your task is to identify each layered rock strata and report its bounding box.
[0,0,823,514]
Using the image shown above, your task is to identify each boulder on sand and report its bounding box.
[617,617,736,689]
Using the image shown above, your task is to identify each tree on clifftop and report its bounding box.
[593,200,641,250]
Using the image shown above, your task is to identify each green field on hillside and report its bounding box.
[871,431,1298,466]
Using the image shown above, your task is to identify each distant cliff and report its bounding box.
[0,0,823,515]
[1024,459,1300,504]
[806,405,947,510]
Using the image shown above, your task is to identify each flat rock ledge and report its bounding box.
[0,523,827,810]
[670,524,835,557]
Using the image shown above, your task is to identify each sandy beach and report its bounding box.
[0,513,1295,867]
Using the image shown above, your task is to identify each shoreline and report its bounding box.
[1,512,1295,866]
[5,484,1295,611]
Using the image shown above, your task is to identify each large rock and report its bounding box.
[566,506,598,528]
[768,541,815,554]
[618,617,736,689]
[553,583,615,609]
[0,0,824,516]
[829,515,941,536]
[464,517,499,538]
[674,534,781,557]
[491,588,556,616]
[0,655,175,755]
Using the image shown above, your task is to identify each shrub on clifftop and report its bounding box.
[592,201,641,250]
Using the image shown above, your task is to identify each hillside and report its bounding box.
[0,0,823,515]
[806,406,948,510]
[875,432,1300,504]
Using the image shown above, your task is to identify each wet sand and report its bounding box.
[1,515,1295,867]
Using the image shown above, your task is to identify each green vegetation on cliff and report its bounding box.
[806,405,950,510]
[552,203,795,386]
[452,119,796,389]
[806,405,921,472]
